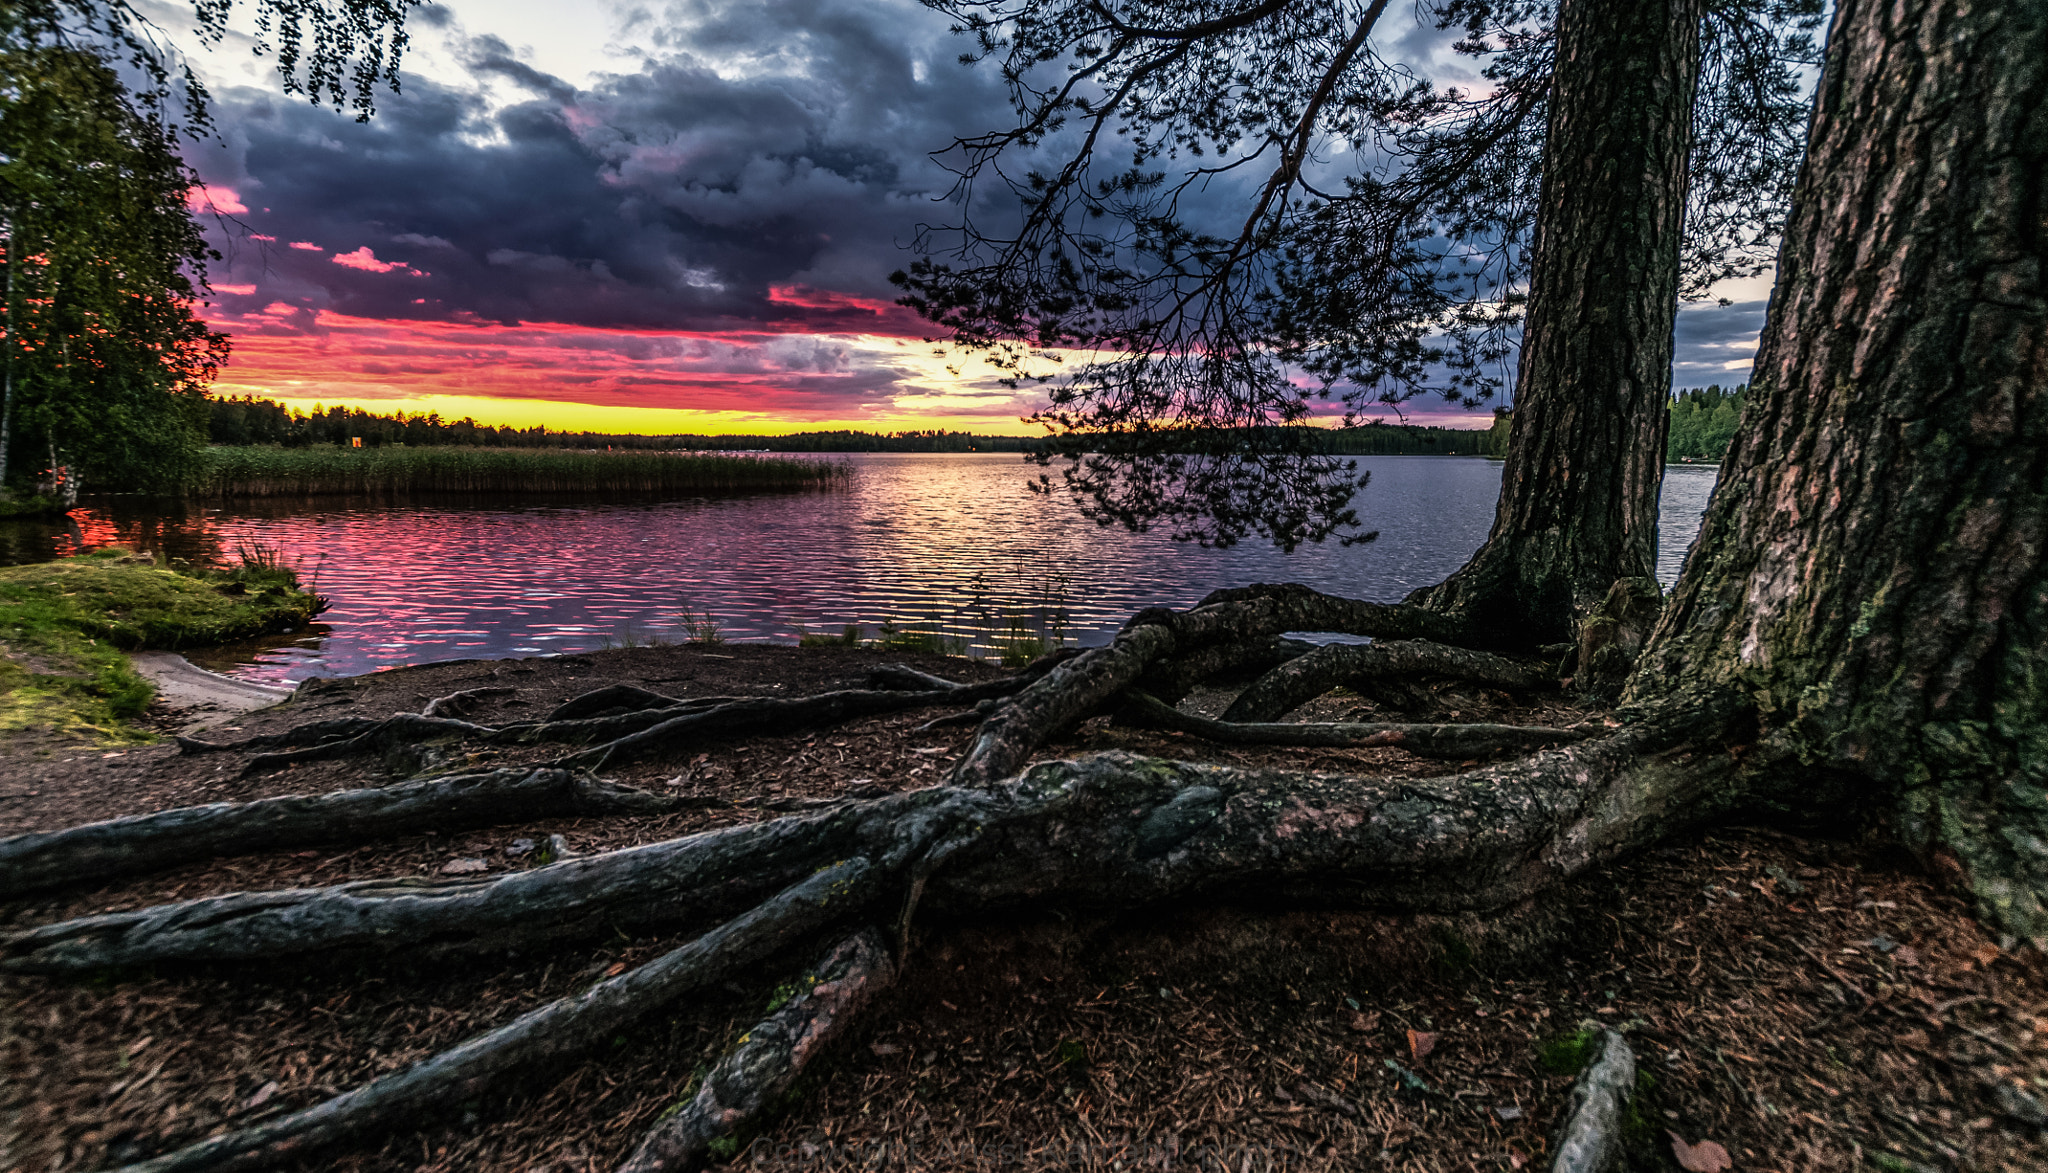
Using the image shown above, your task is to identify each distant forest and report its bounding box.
[201,396,1500,456]
[1666,384,1746,461]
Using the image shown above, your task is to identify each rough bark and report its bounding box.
[0,768,698,898]
[1119,690,1593,758]
[105,861,879,1173]
[617,930,896,1173]
[1411,0,1704,647]
[1218,640,1551,723]
[1632,0,2048,946]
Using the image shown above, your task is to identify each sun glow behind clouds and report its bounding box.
[200,307,1056,435]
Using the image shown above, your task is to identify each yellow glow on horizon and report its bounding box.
[227,390,1048,437]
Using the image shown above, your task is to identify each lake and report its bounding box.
[2,455,1719,685]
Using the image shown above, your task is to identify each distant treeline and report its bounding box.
[202,397,1046,453]
[202,395,1498,456]
[1474,383,1750,464]
[1667,383,1746,461]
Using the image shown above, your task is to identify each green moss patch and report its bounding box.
[0,547,324,741]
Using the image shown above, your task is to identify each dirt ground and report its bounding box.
[1,645,2043,1172]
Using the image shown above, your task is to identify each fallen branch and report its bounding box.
[1549,1030,1636,1173]
[1117,690,1596,758]
[616,928,897,1173]
[1220,639,1552,723]
[107,859,881,1173]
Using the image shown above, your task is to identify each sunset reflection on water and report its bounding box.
[4,455,1718,685]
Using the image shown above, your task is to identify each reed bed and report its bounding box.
[193,446,847,500]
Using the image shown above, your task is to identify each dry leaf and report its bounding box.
[125,1035,154,1057]
[1509,1149,1528,1170]
[440,857,488,875]
[1971,944,2002,967]
[1407,1029,1439,1063]
[244,1080,279,1111]
[1348,1010,1381,1034]
[869,1042,902,1056]
[1893,945,1920,967]
[1668,1130,1731,1173]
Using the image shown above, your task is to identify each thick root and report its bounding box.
[1219,639,1553,723]
[0,790,937,972]
[0,767,705,898]
[1117,690,1596,758]
[8,694,1743,974]
[107,860,880,1173]
[616,929,896,1173]
[953,583,1467,788]
[239,713,499,774]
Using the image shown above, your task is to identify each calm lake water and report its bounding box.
[3,455,1719,685]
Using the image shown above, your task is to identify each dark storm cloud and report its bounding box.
[193,0,1013,333]
[190,0,1764,384]
[1672,299,1768,385]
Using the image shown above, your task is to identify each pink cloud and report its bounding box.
[186,186,249,215]
[211,283,259,296]
[332,247,425,276]
[288,241,324,251]
[250,234,277,242]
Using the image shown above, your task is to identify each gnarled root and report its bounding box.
[105,860,880,1173]
[1220,640,1553,723]
[617,929,897,1173]
[0,767,703,898]
[6,694,1742,975]
[952,584,1474,788]
[1116,690,1596,758]
[0,789,936,972]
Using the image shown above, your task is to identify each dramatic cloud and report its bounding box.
[182,0,1763,430]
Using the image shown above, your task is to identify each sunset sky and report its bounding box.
[164,0,1774,436]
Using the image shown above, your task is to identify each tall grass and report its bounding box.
[193,446,847,500]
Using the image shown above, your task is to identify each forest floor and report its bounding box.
[2,644,2043,1173]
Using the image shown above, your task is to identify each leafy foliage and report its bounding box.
[897,0,1819,547]
[5,1,418,131]
[1666,383,1744,461]
[0,33,228,493]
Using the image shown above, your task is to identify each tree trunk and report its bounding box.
[1413,0,1703,648]
[1634,0,2048,947]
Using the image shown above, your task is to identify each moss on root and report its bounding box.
[0,547,325,742]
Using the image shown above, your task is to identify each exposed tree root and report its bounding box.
[952,584,1472,788]
[1549,1029,1637,1173]
[1128,636,1317,707]
[237,713,500,774]
[420,686,519,719]
[0,789,931,972]
[5,690,1743,976]
[0,767,721,899]
[1116,690,1596,758]
[616,929,897,1173]
[107,860,879,1173]
[1220,640,1553,723]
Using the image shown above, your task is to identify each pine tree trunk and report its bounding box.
[1636,0,2048,946]
[1414,0,1702,647]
